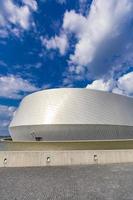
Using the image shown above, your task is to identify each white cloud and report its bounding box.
[86,71,133,97]
[79,0,90,15]
[62,0,133,78]
[112,87,124,96]
[4,1,30,29]
[41,33,68,55]
[0,73,39,135]
[0,0,37,37]
[0,105,16,135]
[0,105,15,119]
[63,10,86,38]
[0,75,38,99]
[113,71,133,96]
[86,79,113,92]
[23,0,37,11]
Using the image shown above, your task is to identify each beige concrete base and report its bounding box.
[1,150,133,167]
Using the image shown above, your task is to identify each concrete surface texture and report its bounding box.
[1,150,133,167]
[1,164,133,200]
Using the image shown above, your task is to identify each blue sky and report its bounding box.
[0,0,133,135]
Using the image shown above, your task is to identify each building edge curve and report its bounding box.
[9,88,133,141]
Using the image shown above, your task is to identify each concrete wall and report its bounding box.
[1,150,133,167]
[1,140,133,151]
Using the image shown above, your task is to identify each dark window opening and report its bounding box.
[35,137,43,141]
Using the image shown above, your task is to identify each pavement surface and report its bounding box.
[0,164,133,200]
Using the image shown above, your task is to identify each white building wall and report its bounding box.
[9,89,133,141]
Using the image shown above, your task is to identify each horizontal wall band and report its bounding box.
[1,140,133,151]
[1,150,133,167]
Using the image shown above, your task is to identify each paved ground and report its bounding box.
[1,164,133,200]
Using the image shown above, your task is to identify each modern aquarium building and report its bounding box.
[9,88,133,141]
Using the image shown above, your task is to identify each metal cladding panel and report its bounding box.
[10,125,133,141]
[9,88,133,141]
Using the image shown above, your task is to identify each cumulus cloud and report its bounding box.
[0,0,37,37]
[62,0,133,79]
[0,75,38,99]
[63,10,86,38]
[79,0,90,15]
[86,79,114,92]
[86,71,133,97]
[0,105,16,135]
[113,71,133,96]
[23,0,38,11]
[41,33,68,55]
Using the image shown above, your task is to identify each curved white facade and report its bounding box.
[9,88,133,141]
